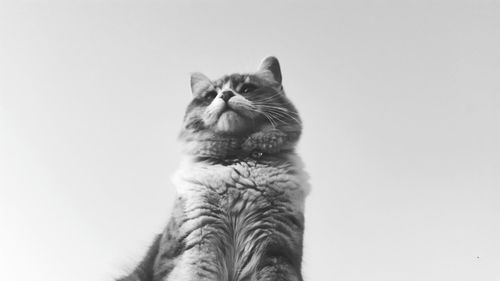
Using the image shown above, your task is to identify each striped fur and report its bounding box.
[118,57,309,281]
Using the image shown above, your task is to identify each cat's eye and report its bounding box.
[204,91,217,100]
[240,84,257,94]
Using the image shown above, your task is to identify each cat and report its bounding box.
[118,56,310,281]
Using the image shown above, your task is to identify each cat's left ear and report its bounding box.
[190,72,211,97]
[258,56,282,84]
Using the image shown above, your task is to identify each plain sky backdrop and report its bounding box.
[1,1,499,281]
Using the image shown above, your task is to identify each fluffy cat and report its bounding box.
[118,57,310,281]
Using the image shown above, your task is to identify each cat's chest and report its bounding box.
[165,157,308,281]
[172,157,307,210]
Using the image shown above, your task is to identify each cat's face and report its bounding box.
[181,57,300,137]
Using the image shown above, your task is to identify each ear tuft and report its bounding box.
[190,72,211,97]
[258,56,282,84]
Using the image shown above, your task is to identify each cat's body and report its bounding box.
[118,57,309,281]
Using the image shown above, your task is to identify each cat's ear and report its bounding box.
[258,56,282,84]
[190,72,211,97]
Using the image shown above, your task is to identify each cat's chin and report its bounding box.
[214,110,252,134]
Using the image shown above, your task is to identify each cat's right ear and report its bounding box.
[258,56,282,84]
[190,72,211,97]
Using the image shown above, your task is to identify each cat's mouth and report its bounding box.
[216,110,247,132]
[215,102,259,134]
[203,97,258,134]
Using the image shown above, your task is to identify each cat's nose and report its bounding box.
[221,91,235,102]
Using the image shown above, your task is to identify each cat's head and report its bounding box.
[180,56,301,157]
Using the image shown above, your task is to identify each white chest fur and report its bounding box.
[166,154,310,281]
[172,154,309,212]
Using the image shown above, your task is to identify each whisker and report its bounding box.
[258,109,290,125]
[245,107,277,128]
[250,93,282,102]
[265,108,300,119]
[261,111,277,128]
[258,106,302,124]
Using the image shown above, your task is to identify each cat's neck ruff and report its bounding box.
[172,151,311,205]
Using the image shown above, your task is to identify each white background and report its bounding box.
[1,1,499,280]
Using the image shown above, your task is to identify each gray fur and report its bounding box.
[118,57,309,281]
